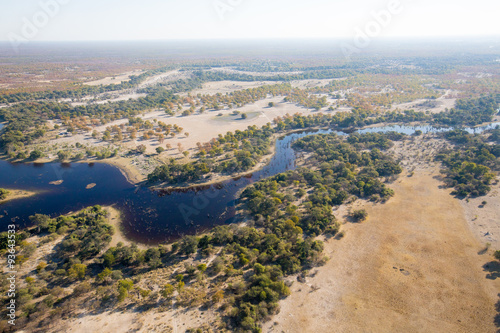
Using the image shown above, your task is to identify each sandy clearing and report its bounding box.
[391,90,458,114]
[50,311,137,333]
[391,98,456,114]
[0,188,37,205]
[54,303,222,333]
[388,134,500,252]
[264,169,499,333]
[139,70,189,89]
[84,70,145,86]
[290,79,334,89]
[189,79,333,96]
[460,180,500,250]
[47,96,325,160]
[190,80,277,95]
[67,92,148,107]
[93,157,147,184]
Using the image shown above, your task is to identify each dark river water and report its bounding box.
[0,122,498,244]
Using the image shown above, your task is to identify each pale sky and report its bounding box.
[1,0,499,41]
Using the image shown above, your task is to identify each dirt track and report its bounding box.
[265,170,500,333]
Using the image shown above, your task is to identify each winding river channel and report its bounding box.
[0,122,498,244]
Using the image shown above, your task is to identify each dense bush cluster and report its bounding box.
[486,126,500,144]
[0,206,115,328]
[243,132,401,225]
[432,95,499,126]
[30,206,113,260]
[436,129,499,197]
[242,132,401,254]
[0,188,8,200]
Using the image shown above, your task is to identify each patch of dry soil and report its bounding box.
[0,189,37,204]
[265,170,499,333]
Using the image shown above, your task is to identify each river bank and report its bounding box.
[104,206,150,249]
[1,123,498,245]
[0,188,37,205]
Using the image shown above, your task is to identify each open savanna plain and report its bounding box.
[265,168,499,333]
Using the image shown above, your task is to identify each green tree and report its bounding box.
[29,214,51,232]
[29,150,43,160]
[68,263,87,280]
[98,268,112,281]
[57,150,71,161]
[103,252,115,267]
[197,264,207,273]
[118,286,128,302]
[0,188,9,200]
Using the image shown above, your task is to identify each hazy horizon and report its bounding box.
[1,0,499,42]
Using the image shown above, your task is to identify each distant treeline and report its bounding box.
[0,66,175,104]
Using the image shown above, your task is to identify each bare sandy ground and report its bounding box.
[48,96,322,159]
[290,79,334,89]
[391,90,458,114]
[461,180,500,250]
[51,299,221,333]
[67,92,148,107]
[0,188,37,205]
[388,135,500,252]
[84,70,145,86]
[264,169,499,333]
[138,70,188,89]
[190,80,276,95]
[190,79,333,96]
[94,157,147,184]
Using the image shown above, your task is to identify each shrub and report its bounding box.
[494,250,500,261]
[29,150,43,160]
[0,188,9,200]
[351,209,368,222]
[161,284,175,298]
